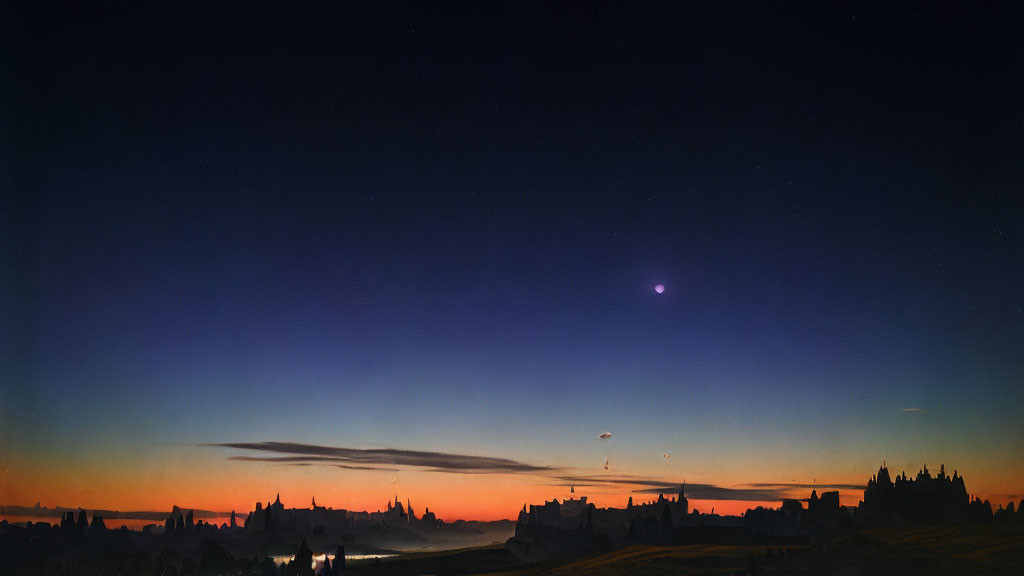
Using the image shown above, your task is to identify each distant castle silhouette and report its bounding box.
[858,463,995,525]
[510,483,719,560]
[240,492,442,536]
[1,492,500,575]
[507,464,1022,561]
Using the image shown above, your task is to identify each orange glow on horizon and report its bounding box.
[5,453,1020,523]
[8,476,1021,524]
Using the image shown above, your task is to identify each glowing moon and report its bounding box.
[654,284,665,294]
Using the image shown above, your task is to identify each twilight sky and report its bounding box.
[2,2,1022,521]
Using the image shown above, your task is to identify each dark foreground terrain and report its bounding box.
[4,520,1020,575]
[347,523,1024,576]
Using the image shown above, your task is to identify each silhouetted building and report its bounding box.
[508,481,730,560]
[510,464,994,561]
[857,463,970,525]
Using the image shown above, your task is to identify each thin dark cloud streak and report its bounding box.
[227,455,397,471]
[210,442,554,474]
[553,475,778,500]
[553,475,861,502]
[630,485,783,501]
[214,443,857,502]
[745,482,865,491]
[228,456,342,463]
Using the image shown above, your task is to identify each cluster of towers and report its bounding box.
[859,463,978,525]
[243,493,441,534]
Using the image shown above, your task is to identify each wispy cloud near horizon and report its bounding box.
[744,482,865,490]
[226,455,401,472]
[209,442,556,474]
[549,475,863,502]
[901,407,926,413]
[210,442,864,503]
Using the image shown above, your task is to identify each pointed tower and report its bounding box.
[76,510,89,535]
[877,463,893,486]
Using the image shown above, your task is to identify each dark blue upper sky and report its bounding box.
[3,2,1022,508]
